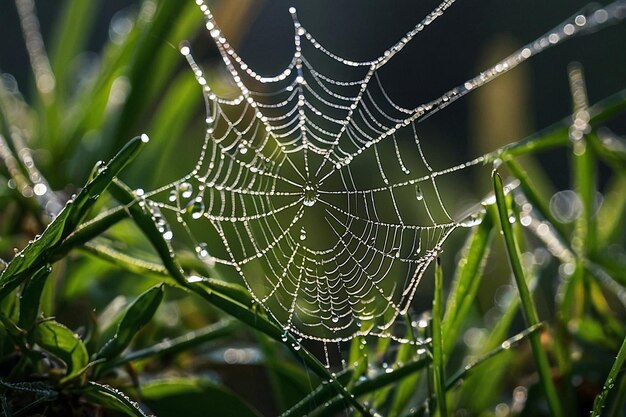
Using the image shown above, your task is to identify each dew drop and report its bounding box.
[331,314,339,323]
[303,183,318,207]
[415,185,423,201]
[195,242,209,258]
[179,182,193,199]
[299,226,307,241]
[168,189,177,202]
[187,198,205,219]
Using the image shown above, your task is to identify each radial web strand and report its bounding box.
[143,0,626,342]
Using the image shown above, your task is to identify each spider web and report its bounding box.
[143,0,626,342]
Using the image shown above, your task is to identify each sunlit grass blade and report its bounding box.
[592,336,626,416]
[442,211,494,355]
[493,170,563,417]
[485,88,626,164]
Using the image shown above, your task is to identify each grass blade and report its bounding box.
[83,381,151,417]
[442,211,494,355]
[492,170,563,417]
[96,284,164,362]
[17,264,51,331]
[592,336,626,416]
[432,258,447,417]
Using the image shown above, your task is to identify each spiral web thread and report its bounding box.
[143,0,626,343]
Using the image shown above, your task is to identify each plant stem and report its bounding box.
[492,171,563,417]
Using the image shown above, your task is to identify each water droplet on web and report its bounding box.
[303,183,318,206]
[299,226,307,241]
[168,189,177,202]
[179,182,193,199]
[331,313,339,323]
[281,331,289,342]
[187,198,205,219]
[196,242,209,258]
[415,185,423,200]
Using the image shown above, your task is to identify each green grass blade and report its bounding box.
[592,336,626,416]
[96,284,164,362]
[49,0,101,103]
[442,211,494,355]
[432,258,448,417]
[485,88,626,164]
[17,264,51,331]
[493,170,563,417]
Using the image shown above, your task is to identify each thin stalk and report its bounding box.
[592,336,626,416]
[432,258,447,417]
[493,171,563,417]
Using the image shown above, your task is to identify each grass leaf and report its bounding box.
[96,284,164,361]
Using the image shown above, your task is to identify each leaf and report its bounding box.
[18,264,52,330]
[96,284,164,361]
[31,320,89,381]
[140,378,262,417]
[83,381,151,417]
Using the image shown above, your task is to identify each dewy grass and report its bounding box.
[1,1,626,416]
[493,171,563,417]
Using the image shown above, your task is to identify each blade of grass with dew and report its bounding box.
[0,135,147,301]
[432,258,448,417]
[592,336,626,416]
[387,323,425,416]
[486,88,626,164]
[82,381,150,417]
[403,324,543,417]
[493,170,563,417]
[442,210,494,356]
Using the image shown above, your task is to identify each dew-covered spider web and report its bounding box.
[142,0,626,343]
